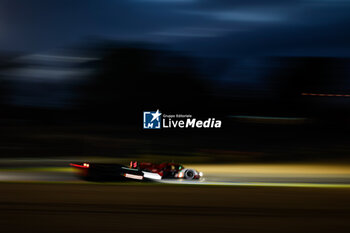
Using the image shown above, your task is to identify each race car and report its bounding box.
[132,161,203,180]
[70,161,203,181]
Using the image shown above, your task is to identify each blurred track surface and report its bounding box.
[1,183,350,233]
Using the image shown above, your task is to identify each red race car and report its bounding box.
[70,161,203,181]
[130,161,203,180]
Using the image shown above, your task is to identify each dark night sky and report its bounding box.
[0,0,350,56]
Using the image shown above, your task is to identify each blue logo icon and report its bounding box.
[143,110,162,129]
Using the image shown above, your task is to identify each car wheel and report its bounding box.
[184,169,195,179]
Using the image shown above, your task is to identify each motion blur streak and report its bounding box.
[160,180,350,188]
[302,93,350,97]
[1,163,350,186]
